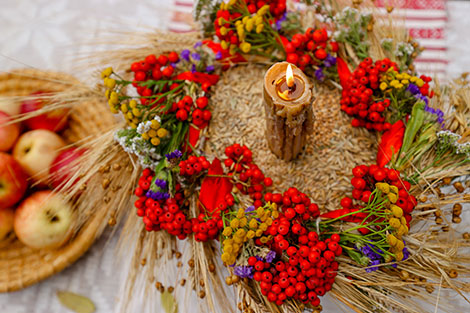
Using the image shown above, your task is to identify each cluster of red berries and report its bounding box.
[223,143,273,208]
[130,53,180,106]
[340,58,399,131]
[134,169,194,239]
[173,95,212,127]
[264,187,320,223]
[249,232,340,306]
[284,28,338,70]
[191,213,224,242]
[245,0,287,20]
[340,164,416,229]
[179,155,210,177]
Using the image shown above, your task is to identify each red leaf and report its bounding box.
[377,120,405,167]
[199,158,233,215]
[336,57,351,89]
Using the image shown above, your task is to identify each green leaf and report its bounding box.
[57,290,95,313]
[161,290,178,313]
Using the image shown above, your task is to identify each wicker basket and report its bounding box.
[0,69,116,292]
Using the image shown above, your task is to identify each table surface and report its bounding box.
[1,1,470,312]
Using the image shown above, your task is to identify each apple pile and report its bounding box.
[0,93,83,249]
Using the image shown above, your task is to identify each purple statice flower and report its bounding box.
[191,52,201,61]
[265,251,276,263]
[415,94,429,105]
[165,149,183,160]
[360,244,382,272]
[425,104,445,127]
[234,266,253,278]
[274,12,287,31]
[191,64,197,73]
[194,41,203,49]
[180,49,190,61]
[324,54,337,68]
[146,190,170,201]
[406,83,420,95]
[403,246,410,260]
[215,51,222,60]
[154,178,167,190]
[315,68,325,81]
[245,206,255,213]
[170,62,179,68]
[206,65,215,72]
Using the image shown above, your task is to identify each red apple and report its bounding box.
[0,111,20,151]
[50,147,86,190]
[14,190,74,249]
[0,96,21,116]
[20,91,69,132]
[0,152,28,209]
[0,208,15,243]
[13,129,66,183]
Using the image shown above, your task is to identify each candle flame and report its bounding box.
[286,64,294,88]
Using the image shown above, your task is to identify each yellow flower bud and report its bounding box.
[104,78,116,89]
[397,224,408,236]
[390,79,399,86]
[221,40,229,50]
[148,129,157,138]
[401,79,409,84]
[387,193,398,204]
[380,82,388,90]
[229,44,237,56]
[151,137,160,146]
[389,217,401,229]
[255,229,263,237]
[255,15,263,25]
[260,236,269,243]
[400,216,407,226]
[259,223,268,231]
[109,91,119,105]
[129,100,137,109]
[249,219,258,229]
[148,121,158,130]
[376,182,390,194]
[396,73,403,80]
[395,251,404,261]
[132,108,141,117]
[416,79,424,87]
[220,26,228,36]
[129,122,137,129]
[230,218,240,229]
[223,227,233,237]
[223,244,233,253]
[221,253,230,263]
[228,0,236,5]
[120,103,128,113]
[101,67,113,79]
[259,214,267,222]
[223,239,233,246]
[157,128,168,138]
[257,4,269,16]
[395,83,404,89]
[266,217,273,226]
[387,234,398,246]
[256,24,264,34]
[232,243,240,253]
[256,207,265,216]
[246,230,255,239]
[239,217,247,227]
[395,240,405,251]
[390,185,399,195]
[245,19,254,32]
[141,133,150,140]
[233,236,243,243]
[126,112,133,120]
[132,118,140,124]
[105,89,111,99]
[410,76,418,82]
[242,16,249,24]
[391,205,403,218]
[235,20,242,26]
[235,229,246,238]
[236,208,245,219]
[272,211,279,218]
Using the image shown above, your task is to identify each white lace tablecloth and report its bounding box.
[1,1,469,312]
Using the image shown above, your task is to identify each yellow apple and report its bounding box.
[13,129,66,183]
[14,190,74,249]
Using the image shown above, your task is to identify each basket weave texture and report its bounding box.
[0,69,115,292]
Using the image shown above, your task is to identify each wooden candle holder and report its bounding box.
[263,62,314,161]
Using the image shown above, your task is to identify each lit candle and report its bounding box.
[263,62,314,161]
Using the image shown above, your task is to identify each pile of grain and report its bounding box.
[206,64,378,211]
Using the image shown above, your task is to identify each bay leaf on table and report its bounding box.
[161,290,178,313]
[56,290,96,313]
